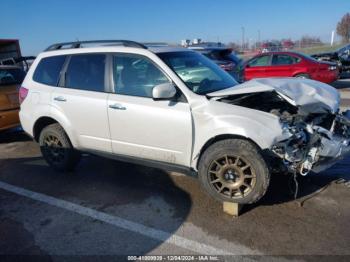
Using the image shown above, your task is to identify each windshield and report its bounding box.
[0,68,25,86]
[158,51,238,95]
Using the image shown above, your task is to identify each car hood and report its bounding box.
[207,78,340,114]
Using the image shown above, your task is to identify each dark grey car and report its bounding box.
[188,45,243,82]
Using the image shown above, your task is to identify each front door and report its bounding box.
[107,53,192,166]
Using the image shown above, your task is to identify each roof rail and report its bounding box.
[142,42,169,47]
[44,40,147,51]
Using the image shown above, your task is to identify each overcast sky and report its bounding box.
[2,0,350,55]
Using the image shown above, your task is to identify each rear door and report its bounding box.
[52,53,111,152]
[270,54,300,77]
[244,54,271,80]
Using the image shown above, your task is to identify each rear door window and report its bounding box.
[65,54,106,92]
[272,54,300,65]
[33,55,66,86]
[248,55,271,67]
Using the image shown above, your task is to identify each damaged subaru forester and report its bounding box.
[19,40,350,205]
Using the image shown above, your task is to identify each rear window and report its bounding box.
[33,55,66,86]
[201,50,240,65]
[65,54,106,92]
[0,68,25,86]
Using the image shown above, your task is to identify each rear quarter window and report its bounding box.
[33,55,66,86]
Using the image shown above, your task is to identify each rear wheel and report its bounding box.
[295,73,310,79]
[39,123,81,172]
[198,139,270,204]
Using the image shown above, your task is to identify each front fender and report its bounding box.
[191,101,290,169]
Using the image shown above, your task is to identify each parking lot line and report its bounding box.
[0,180,234,255]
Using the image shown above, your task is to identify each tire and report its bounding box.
[295,73,310,79]
[198,139,270,204]
[39,123,81,172]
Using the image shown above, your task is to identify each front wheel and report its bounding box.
[198,139,270,204]
[39,123,81,172]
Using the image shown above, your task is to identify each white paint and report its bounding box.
[0,181,235,255]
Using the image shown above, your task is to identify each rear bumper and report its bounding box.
[19,109,33,137]
[0,108,20,131]
[313,70,339,83]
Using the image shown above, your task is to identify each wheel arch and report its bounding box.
[195,134,263,170]
[292,72,310,77]
[32,116,78,147]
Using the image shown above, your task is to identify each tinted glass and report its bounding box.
[338,45,349,54]
[248,55,270,67]
[33,56,66,86]
[272,54,300,65]
[0,68,25,86]
[201,50,240,65]
[158,51,237,95]
[113,54,169,98]
[226,54,241,65]
[65,54,106,92]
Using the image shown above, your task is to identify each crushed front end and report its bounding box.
[210,78,350,176]
[271,109,350,175]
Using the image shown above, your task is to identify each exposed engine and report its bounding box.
[218,91,350,175]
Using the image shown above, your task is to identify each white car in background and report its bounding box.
[19,40,350,205]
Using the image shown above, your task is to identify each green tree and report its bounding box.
[337,13,350,43]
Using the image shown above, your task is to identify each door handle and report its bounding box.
[54,96,67,102]
[109,103,126,110]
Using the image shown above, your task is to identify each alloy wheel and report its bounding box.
[208,154,256,199]
[43,134,65,164]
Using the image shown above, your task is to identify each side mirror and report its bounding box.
[152,83,177,100]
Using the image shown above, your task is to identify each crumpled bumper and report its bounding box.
[312,135,350,173]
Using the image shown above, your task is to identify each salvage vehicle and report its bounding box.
[311,44,350,73]
[19,40,350,204]
[243,51,339,83]
[0,65,25,131]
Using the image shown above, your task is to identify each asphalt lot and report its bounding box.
[1,79,350,261]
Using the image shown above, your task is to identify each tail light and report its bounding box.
[328,65,337,71]
[19,87,29,105]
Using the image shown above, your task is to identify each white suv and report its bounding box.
[20,40,350,204]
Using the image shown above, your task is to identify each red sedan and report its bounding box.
[243,51,339,83]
